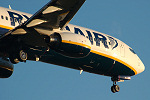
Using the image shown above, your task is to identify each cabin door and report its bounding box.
[120,44,125,57]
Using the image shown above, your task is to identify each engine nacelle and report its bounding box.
[45,32,91,58]
[0,57,14,78]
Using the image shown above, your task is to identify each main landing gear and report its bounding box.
[9,49,28,64]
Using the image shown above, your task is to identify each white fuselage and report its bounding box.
[0,7,145,75]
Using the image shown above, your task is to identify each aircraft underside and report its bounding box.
[36,49,135,77]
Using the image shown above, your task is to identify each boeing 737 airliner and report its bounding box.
[0,0,145,93]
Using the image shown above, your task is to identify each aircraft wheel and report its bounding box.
[18,50,27,62]
[114,85,120,92]
[111,86,116,93]
[111,85,120,93]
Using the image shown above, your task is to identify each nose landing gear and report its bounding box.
[111,76,120,93]
[110,75,131,93]
[111,81,120,93]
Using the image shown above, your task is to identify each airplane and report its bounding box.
[0,0,145,93]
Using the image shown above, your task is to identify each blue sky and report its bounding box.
[0,0,150,100]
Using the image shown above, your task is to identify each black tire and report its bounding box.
[111,86,116,93]
[114,85,120,92]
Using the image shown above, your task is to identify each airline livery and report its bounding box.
[0,0,145,93]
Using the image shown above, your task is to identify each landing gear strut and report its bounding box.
[111,77,120,93]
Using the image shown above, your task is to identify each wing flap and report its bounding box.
[27,19,47,28]
[12,28,27,35]
[24,0,85,30]
[42,6,63,14]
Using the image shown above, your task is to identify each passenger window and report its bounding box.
[1,15,4,19]
[6,16,8,20]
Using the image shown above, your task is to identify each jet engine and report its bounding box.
[45,32,91,58]
[0,57,14,78]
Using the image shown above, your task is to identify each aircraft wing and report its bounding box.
[0,0,85,48]
[24,0,85,30]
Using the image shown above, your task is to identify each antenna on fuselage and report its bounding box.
[9,5,12,9]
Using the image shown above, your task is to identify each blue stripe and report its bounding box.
[0,27,9,35]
